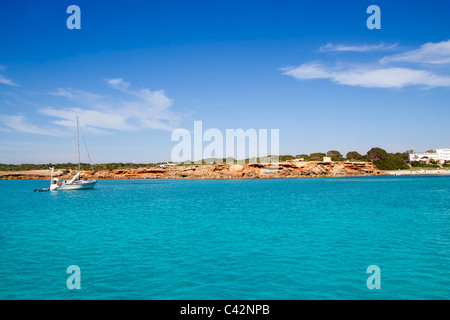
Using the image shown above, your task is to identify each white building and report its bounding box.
[409,148,450,164]
[437,148,450,163]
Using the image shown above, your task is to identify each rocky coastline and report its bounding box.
[0,161,381,180]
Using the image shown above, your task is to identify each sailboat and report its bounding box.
[49,117,97,191]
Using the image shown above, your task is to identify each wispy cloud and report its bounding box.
[282,40,450,89]
[106,78,130,89]
[0,65,18,87]
[319,42,398,52]
[381,40,450,64]
[49,88,77,98]
[41,79,181,133]
[0,76,17,87]
[0,79,181,137]
[49,88,104,105]
[281,63,450,89]
[0,115,64,136]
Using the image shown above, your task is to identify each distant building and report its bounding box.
[437,148,450,163]
[159,162,177,168]
[287,158,304,162]
[322,156,332,162]
[409,152,440,162]
[409,148,450,164]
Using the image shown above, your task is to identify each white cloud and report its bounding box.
[49,88,76,98]
[49,88,103,102]
[0,65,17,87]
[107,78,173,115]
[282,40,450,89]
[281,63,450,89]
[41,79,180,133]
[332,67,450,88]
[0,75,17,87]
[0,79,180,137]
[281,62,330,79]
[40,107,128,134]
[0,115,64,136]
[107,78,130,90]
[319,42,398,52]
[381,40,450,64]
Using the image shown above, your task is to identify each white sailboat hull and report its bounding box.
[50,179,97,191]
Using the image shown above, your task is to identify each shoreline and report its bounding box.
[2,162,449,181]
[384,169,450,176]
[0,161,381,180]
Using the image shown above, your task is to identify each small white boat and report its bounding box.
[49,117,97,191]
[50,171,97,191]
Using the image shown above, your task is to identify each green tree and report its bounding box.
[279,155,295,162]
[296,154,309,160]
[367,147,388,161]
[309,152,326,161]
[373,152,410,170]
[326,150,343,160]
[394,152,409,162]
[346,151,365,161]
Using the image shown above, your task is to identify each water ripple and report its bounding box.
[0,177,449,299]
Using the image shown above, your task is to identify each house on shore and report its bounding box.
[409,148,450,164]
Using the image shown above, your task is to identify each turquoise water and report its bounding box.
[0,176,449,300]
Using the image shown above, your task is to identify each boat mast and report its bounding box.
[76,116,81,173]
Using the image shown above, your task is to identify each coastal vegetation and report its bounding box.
[0,162,160,172]
[0,148,447,172]
[410,160,440,168]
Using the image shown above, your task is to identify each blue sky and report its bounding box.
[1,0,449,164]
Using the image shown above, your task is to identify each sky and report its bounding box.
[0,0,449,164]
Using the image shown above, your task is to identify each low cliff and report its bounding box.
[0,161,380,180]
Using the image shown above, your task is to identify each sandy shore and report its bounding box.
[384,169,450,176]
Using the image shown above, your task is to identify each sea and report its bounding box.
[0,176,449,299]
